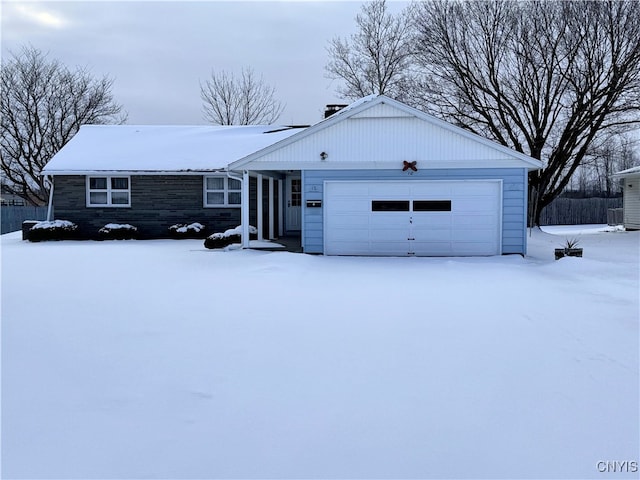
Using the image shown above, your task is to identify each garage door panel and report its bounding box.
[452,242,498,255]
[370,228,410,241]
[325,180,501,256]
[452,228,497,242]
[412,213,452,228]
[327,216,369,230]
[368,184,413,196]
[412,241,453,255]
[452,214,499,227]
[328,228,371,242]
[453,198,499,212]
[370,214,409,227]
[327,241,369,255]
[327,241,410,256]
[411,184,453,196]
[328,198,371,213]
[413,229,452,242]
[454,183,499,195]
[370,241,411,255]
[330,183,371,195]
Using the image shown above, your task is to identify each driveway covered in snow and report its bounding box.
[1,226,638,479]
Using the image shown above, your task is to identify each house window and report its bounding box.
[204,176,242,207]
[290,178,302,207]
[87,176,130,207]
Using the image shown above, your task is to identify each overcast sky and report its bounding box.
[2,1,407,125]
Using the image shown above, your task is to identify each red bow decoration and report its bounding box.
[403,160,418,172]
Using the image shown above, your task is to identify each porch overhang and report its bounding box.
[240,169,300,249]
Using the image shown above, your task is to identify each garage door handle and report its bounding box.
[408,237,415,241]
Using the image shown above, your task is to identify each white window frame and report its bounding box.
[204,175,242,208]
[86,176,131,207]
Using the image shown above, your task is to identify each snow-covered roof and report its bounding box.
[612,165,640,177]
[42,125,306,175]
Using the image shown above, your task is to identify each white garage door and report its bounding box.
[324,180,502,256]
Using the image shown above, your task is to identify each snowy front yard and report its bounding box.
[1,227,638,479]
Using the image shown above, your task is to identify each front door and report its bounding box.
[286,176,302,231]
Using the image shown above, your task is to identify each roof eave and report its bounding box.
[612,167,640,178]
[41,169,227,176]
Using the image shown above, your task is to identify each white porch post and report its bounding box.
[242,170,250,248]
[278,179,284,236]
[256,173,263,241]
[268,177,275,239]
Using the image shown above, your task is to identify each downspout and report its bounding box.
[44,175,54,221]
[226,171,243,182]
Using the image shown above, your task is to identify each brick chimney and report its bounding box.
[324,104,348,118]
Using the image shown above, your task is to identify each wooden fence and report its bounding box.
[539,197,622,225]
[1,206,49,234]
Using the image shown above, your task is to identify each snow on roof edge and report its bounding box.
[612,165,640,177]
[41,124,307,174]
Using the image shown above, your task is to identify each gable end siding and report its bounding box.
[623,174,640,229]
[302,168,528,255]
[52,175,242,238]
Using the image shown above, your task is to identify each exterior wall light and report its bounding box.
[320,151,328,160]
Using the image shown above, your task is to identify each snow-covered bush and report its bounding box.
[28,220,78,242]
[168,222,207,239]
[204,225,258,249]
[98,223,138,240]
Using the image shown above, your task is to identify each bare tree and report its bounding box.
[200,67,284,125]
[412,0,640,224]
[0,46,126,205]
[584,132,640,195]
[325,0,415,102]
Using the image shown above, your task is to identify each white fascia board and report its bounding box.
[230,159,537,171]
[41,169,226,176]
[230,95,543,171]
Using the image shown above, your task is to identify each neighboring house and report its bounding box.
[42,95,543,256]
[612,166,640,230]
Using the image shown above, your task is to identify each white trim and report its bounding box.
[257,173,263,241]
[268,177,275,239]
[86,175,131,208]
[300,170,305,251]
[44,170,225,176]
[203,174,242,208]
[497,179,504,254]
[231,159,537,172]
[278,179,284,236]
[242,170,250,248]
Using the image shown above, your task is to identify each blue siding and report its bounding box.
[302,168,528,255]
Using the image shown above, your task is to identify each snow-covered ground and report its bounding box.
[1,226,638,479]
